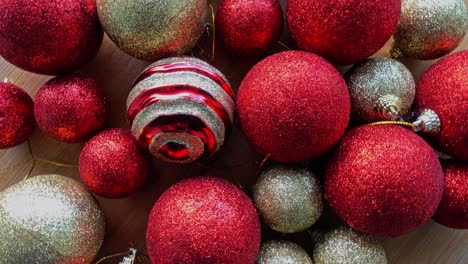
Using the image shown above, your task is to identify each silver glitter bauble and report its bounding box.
[257,240,313,264]
[0,175,105,264]
[127,56,235,164]
[313,227,387,264]
[392,0,468,60]
[253,165,323,233]
[345,58,415,122]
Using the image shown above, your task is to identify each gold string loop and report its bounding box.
[367,120,417,130]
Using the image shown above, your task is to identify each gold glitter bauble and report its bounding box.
[257,240,313,264]
[392,0,468,60]
[313,227,387,264]
[0,175,105,263]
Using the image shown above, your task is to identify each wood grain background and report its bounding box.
[0,1,467,263]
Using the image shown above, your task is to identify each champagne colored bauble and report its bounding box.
[257,240,313,264]
[97,0,207,61]
[0,175,105,263]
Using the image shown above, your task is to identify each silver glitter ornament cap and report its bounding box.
[413,108,442,134]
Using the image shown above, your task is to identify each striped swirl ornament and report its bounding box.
[127,57,235,163]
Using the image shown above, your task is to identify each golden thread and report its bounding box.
[94,251,132,264]
[257,153,271,173]
[367,120,417,130]
[278,41,291,50]
[209,3,216,63]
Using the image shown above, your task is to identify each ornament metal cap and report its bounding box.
[413,109,441,134]
[119,248,137,264]
[374,94,401,120]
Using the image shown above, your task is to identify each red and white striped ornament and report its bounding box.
[127,57,235,163]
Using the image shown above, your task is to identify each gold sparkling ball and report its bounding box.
[253,165,323,233]
[392,0,468,60]
[0,175,105,263]
[345,58,415,122]
[313,227,387,264]
[257,240,313,264]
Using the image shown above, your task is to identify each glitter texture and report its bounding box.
[237,51,350,163]
[79,129,150,199]
[392,0,468,60]
[433,160,468,229]
[0,174,105,263]
[313,227,387,264]
[216,0,283,57]
[97,0,207,61]
[0,82,34,149]
[415,50,468,160]
[34,74,109,143]
[257,240,313,264]
[0,0,103,75]
[325,125,444,236]
[345,58,415,122]
[253,165,323,233]
[286,0,401,65]
[146,177,261,264]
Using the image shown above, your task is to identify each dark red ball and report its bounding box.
[433,160,468,229]
[216,0,283,56]
[79,128,149,198]
[325,125,444,237]
[237,51,350,163]
[287,0,401,65]
[0,82,34,149]
[415,50,468,160]
[0,0,103,75]
[34,74,109,143]
[146,177,261,264]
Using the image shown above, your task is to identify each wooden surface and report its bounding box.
[1,1,467,263]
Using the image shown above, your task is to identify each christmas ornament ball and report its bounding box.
[313,227,387,264]
[257,240,313,264]
[34,74,109,143]
[0,174,105,263]
[0,0,103,75]
[237,51,350,163]
[79,129,150,199]
[0,82,34,149]
[253,165,323,233]
[325,125,444,236]
[216,0,283,56]
[97,0,207,61]
[287,0,401,65]
[415,50,468,160]
[433,160,468,229]
[146,177,261,264]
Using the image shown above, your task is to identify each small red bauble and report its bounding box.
[79,128,149,199]
[0,0,103,75]
[34,74,109,143]
[146,177,261,264]
[216,0,283,56]
[325,125,444,237]
[237,51,350,163]
[433,160,468,229]
[415,50,468,160]
[0,82,34,149]
[287,0,401,65]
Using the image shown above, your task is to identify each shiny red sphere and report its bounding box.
[0,82,34,149]
[216,0,283,56]
[287,0,400,65]
[433,160,468,229]
[0,0,103,75]
[34,74,109,143]
[325,125,444,237]
[237,51,350,163]
[79,129,150,199]
[415,50,468,160]
[146,177,261,264]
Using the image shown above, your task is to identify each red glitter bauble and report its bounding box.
[415,50,468,160]
[216,0,283,56]
[325,125,444,237]
[146,177,261,264]
[0,82,34,149]
[287,0,401,65]
[237,51,350,163]
[34,74,109,143]
[0,0,103,75]
[79,129,150,199]
[433,160,468,229]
